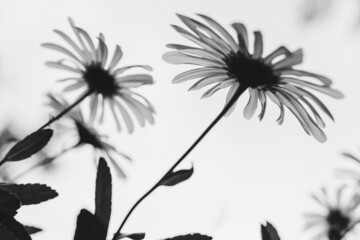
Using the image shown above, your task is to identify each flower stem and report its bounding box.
[37,90,93,131]
[11,143,76,181]
[112,85,248,239]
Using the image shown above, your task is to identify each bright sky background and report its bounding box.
[1,0,360,240]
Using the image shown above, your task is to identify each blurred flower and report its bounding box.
[300,0,334,23]
[43,18,155,133]
[337,152,360,185]
[47,93,131,178]
[304,186,360,240]
[163,14,343,142]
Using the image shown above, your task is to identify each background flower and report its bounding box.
[43,18,156,133]
[305,186,360,240]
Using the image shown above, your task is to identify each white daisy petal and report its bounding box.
[243,88,258,119]
[253,31,263,59]
[273,49,303,70]
[162,51,224,67]
[189,75,229,91]
[173,67,227,83]
[224,82,240,116]
[114,99,134,134]
[197,14,239,52]
[281,77,344,99]
[108,45,123,70]
[280,69,332,85]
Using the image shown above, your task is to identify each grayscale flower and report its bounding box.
[337,152,360,185]
[47,93,131,178]
[163,14,343,142]
[304,186,360,240]
[43,18,155,133]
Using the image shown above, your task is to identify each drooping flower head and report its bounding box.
[163,14,344,142]
[47,93,131,178]
[304,186,360,240]
[43,18,155,133]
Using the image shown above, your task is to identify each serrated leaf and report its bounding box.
[0,189,21,216]
[95,158,112,233]
[0,212,31,240]
[24,226,41,235]
[0,183,58,205]
[160,165,194,187]
[1,129,53,163]
[164,233,212,240]
[115,232,145,240]
[74,209,106,240]
[261,222,281,240]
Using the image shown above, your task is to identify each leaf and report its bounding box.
[74,209,106,240]
[1,129,53,163]
[95,158,112,233]
[0,183,58,205]
[0,225,17,240]
[24,226,42,235]
[160,165,194,187]
[261,222,281,240]
[114,232,145,240]
[163,233,212,240]
[0,189,21,216]
[0,212,31,240]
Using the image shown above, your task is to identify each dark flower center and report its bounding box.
[75,121,104,149]
[326,209,350,240]
[83,64,118,97]
[224,51,280,89]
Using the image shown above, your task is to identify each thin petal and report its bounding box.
[243,88,258,119]
[108,45,123,70]
[172,67,227,83]
[273,49,303,70]
[162,51,224,67]
[281,77,344,99]
[188,75,229,91]
[114,99,134,134]
[224,83,240,116]
[253,31,263,59]
[197,14,239,52]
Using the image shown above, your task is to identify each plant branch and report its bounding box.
[38,90,93,131]
[112,85,248,239]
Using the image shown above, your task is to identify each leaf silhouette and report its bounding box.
[0,183,58,205]
[114,232,145,240]
[163,233,212,240]
[24,226,41,235]
[261,222,281,240]
[0,212,31,240]
[0,188,21,216]
[74,209,106,240]
[95,158,112,233]
[160,165,194,187]
[1,129,53,163]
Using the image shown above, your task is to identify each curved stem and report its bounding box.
[339,220,360,240]
[11,143,76,181]
[112,85,247,239]
[38,90,93,131]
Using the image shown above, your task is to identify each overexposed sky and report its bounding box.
[1,0,360,240]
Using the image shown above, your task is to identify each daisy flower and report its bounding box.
[42,18,155,133]
[337,152,360,185]
[162,14,343,142]
[305,186,360,240]
[46,93,131,178]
